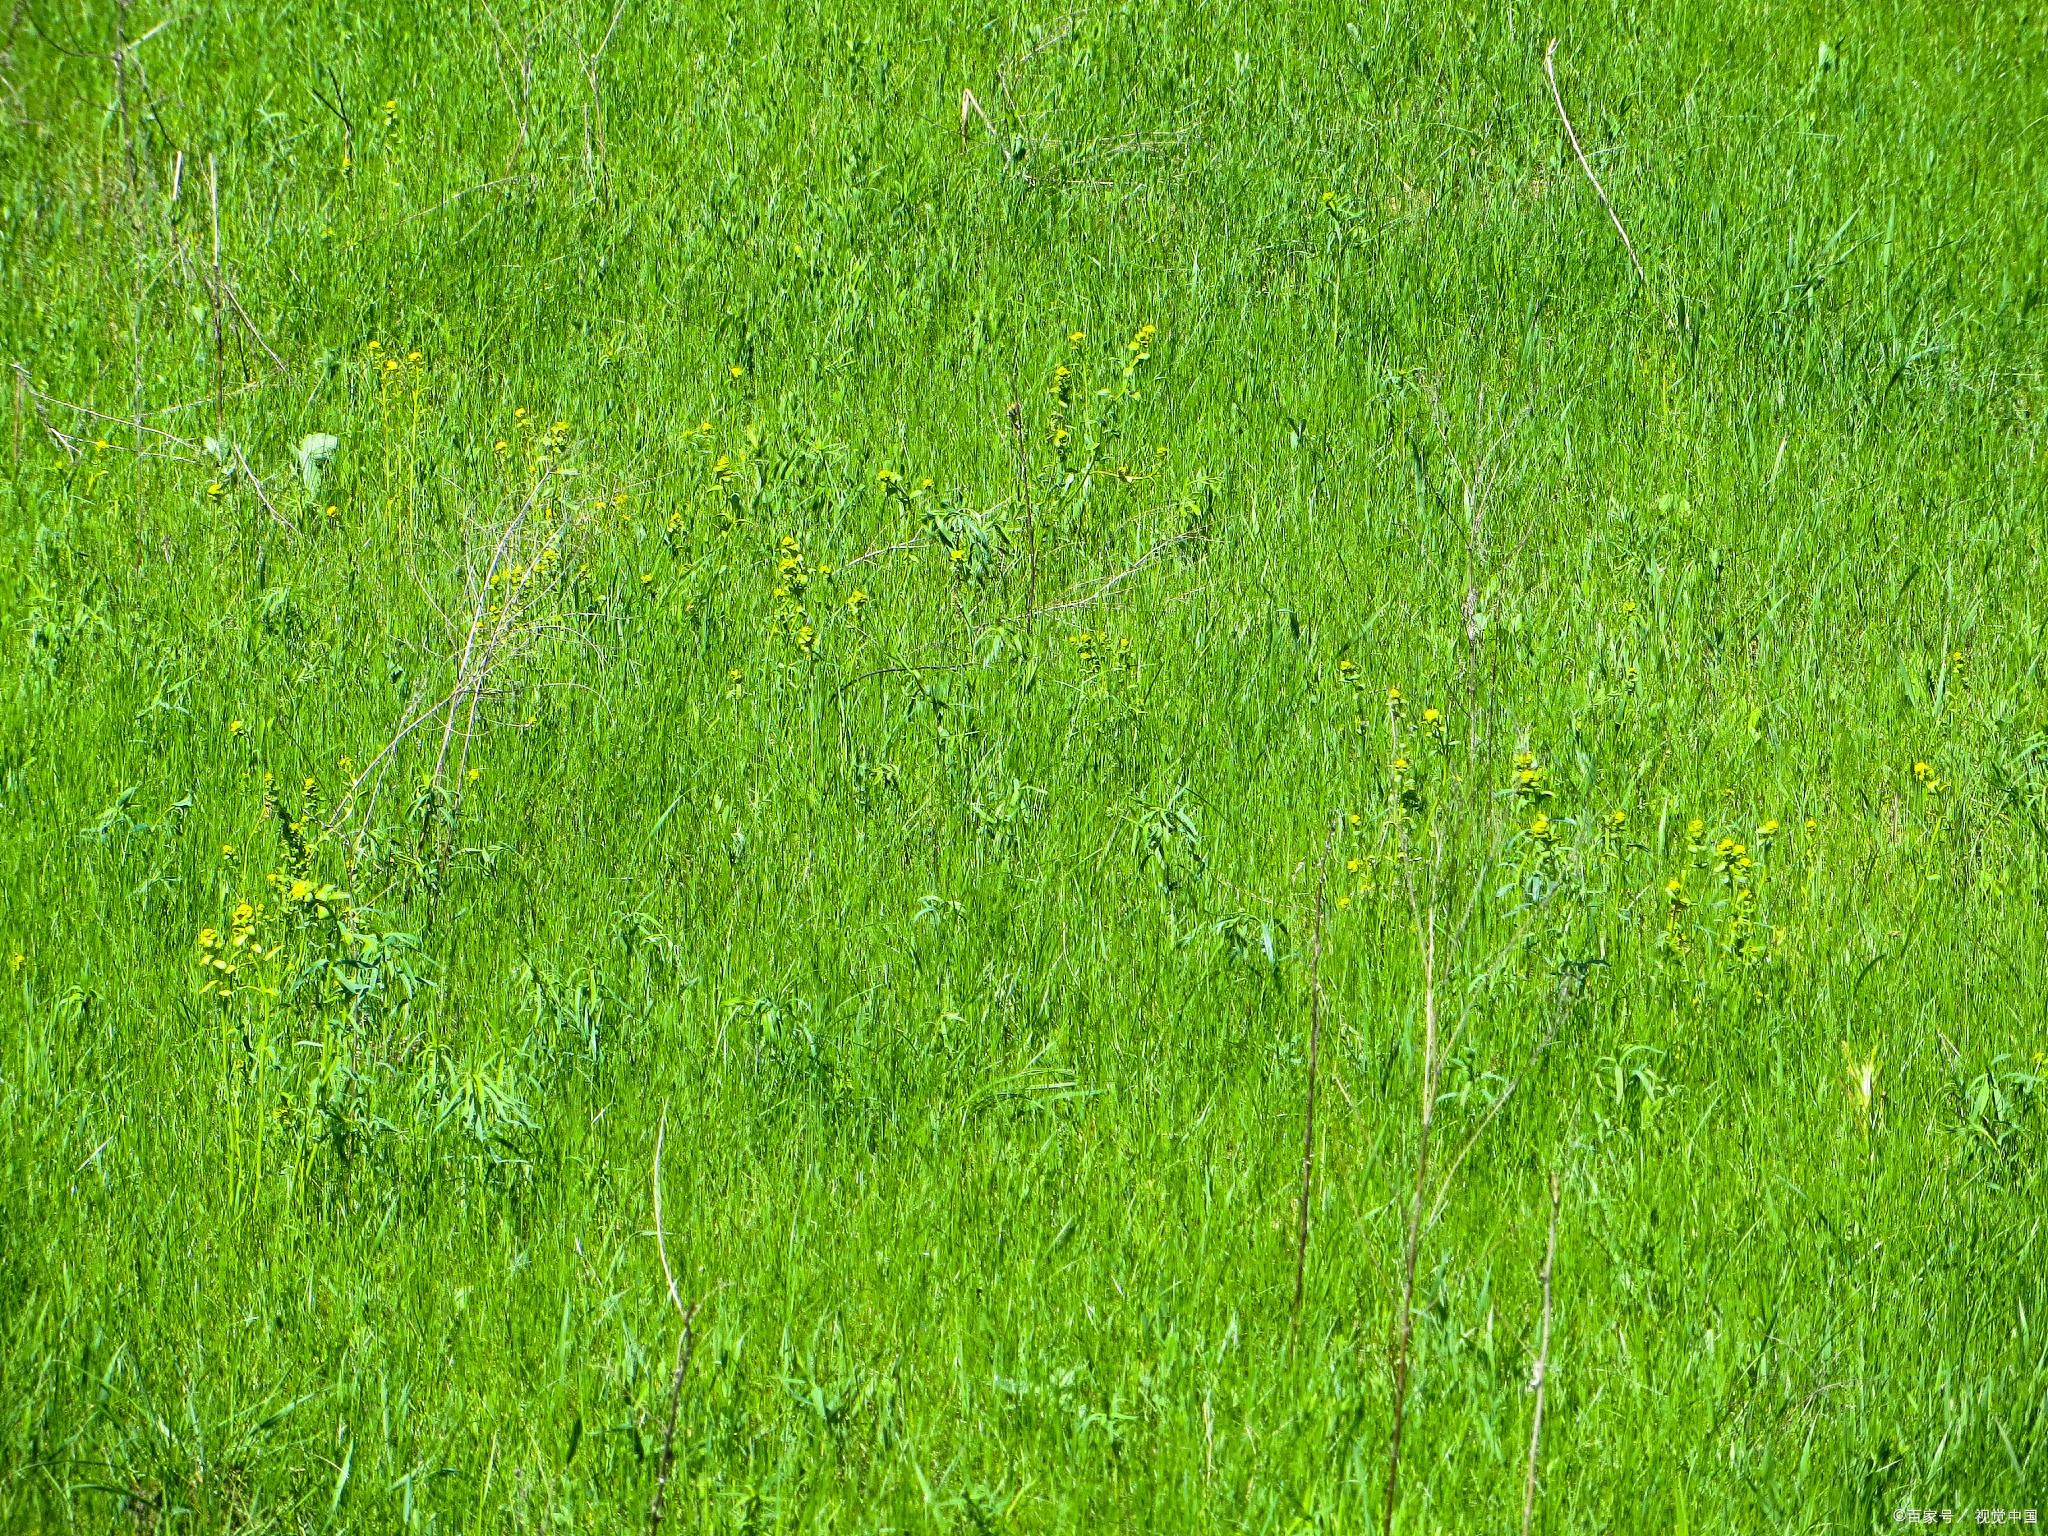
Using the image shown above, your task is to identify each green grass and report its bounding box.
[4,0,2048,1529]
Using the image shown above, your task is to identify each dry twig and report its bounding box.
[1382,890,1438,1536]
[1522,1171,1562,1536]
[960,87,995,144]
[985,530,1192,631]
[10,364,298,531]
[1543,39,1666,320]
[1007,397,1038,628]
[329,464,586,859]
[647,1107,702,1536]
[1289,816,1341,1345]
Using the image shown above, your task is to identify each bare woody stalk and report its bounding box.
[960,87,995,144]
[648,1107,703,1536]
[438,511,563,836]
[113,0,146,543]
[1543,39,1669,326]
[327,462,577,864]
[576,0,628,204]
[1377,540,1511,1535]
[1521,1171,1562,1536]
[1422,388,1525,769]
[1290,815,1340,1347]
[1382,890,1438,1536]
[429,501,536,793]
[1008,395,1037,629]
[209,155,223,440]
[9,367,298,531]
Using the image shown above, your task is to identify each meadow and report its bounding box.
[3,0,2047,1528]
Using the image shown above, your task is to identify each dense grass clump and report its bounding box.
[3,0,2047,1529]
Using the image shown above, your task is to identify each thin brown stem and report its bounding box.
[209,154,222,440]
[1008,395,1037,630]
[647,1317,697,1536]
[1383,898,1437,1536]
[981,531,1190,632]
[960,87,995,144]
[647,1107,702,1536]
[1522,1171,1562,1536]
[113,0,147,543]
[1290,816,1340,1344]
[1543,39,1666,322]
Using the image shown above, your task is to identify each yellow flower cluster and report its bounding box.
[195,900,271,1000]
[1513,752,1552,807]
[1069,630,1132,669]
[367,339,424,379]
[772,535,818,655]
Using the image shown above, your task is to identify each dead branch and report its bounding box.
[648,1106,704,1536]
[1543,39,1664,318]
[1522,1171,1562,1536]
[1290,815,1341,1345]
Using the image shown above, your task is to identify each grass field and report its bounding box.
[4,0,2048,1528]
